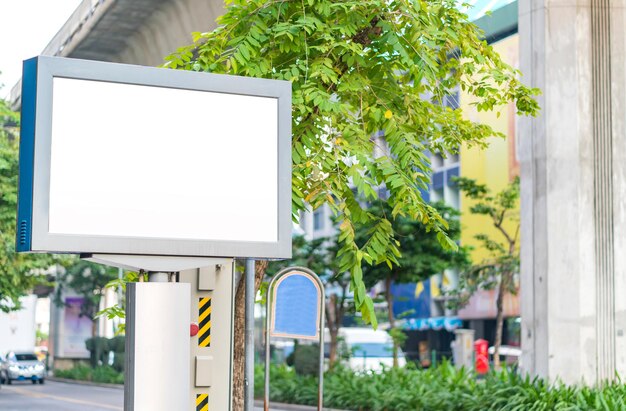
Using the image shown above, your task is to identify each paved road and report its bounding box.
[0,379,292,410]
[0,380,123,411]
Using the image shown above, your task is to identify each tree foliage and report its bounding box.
[359,201,470,289]
[165,0,539,325]
[0,98,56,312]
[450,176,520,368]
[359,201,469,365]
[448,177,519,307]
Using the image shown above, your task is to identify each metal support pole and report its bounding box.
[147,271,169,282]
[244,259,255,411]
[317,280,325,411]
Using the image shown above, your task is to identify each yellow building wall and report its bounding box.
[460,34,519,263]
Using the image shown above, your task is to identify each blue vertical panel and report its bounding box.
[271,273,320,339]
[432,171,444,190]
[390,280,431,320]
[16,57,38,252]
[446,166,460,187]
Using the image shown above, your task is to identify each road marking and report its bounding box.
[3,385,123,410]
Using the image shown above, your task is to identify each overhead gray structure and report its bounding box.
[10,0,224,108]
[519,0,626,384]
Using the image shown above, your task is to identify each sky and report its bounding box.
[0,0,83,98]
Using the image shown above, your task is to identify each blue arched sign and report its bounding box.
[270,270,322,339]
[265,267,325,410]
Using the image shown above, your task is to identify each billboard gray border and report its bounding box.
[24,56,292,259]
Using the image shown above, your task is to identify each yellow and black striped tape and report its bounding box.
[196,393,209,411]
[198,297,211,347]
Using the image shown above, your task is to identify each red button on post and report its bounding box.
[190,323,199,337]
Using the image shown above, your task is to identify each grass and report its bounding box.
[54,364,124,385]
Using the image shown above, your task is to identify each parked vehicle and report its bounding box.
[488,345,521,368]
[0,352,46,384]
[332,327,406,371]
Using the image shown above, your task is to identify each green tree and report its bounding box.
[54,260,119,337]
[451,177,520,369]
[165,1,538,406]
[0,97,56,312]
[359,201,470,366]
[166,0,538,323]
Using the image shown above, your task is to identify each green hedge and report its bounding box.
[55,365,124,385]
[56,361,626,409]
[255,362,626,410]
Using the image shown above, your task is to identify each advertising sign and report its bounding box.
[17,56,291,259]
[60,297,91,358]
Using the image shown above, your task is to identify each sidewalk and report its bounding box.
[48,377,348,411]
[253,400,347,411]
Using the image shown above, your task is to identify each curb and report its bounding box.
[254,399,348,411]
[48,378,347,410]
[47,376,124,390]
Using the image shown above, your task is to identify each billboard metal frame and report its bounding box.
[17,56,292,259]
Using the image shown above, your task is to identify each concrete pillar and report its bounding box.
[519,0,626,384]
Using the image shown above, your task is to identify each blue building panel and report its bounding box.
[432,171,444,190]
[390,280,431,320]
[446,166,460,187]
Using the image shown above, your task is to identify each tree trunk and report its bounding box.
[232,260,268,411]
[384,276,398,368]
[493,275,506,370]
[326,294,340,368]
[91,317,98,338]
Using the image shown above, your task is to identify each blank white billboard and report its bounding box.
[49,77,278,242]
[17,56,291,258]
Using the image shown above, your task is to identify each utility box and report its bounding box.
[452,328,475,369]
[180,259,235,411]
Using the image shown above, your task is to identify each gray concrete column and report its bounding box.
[519,0,626,384]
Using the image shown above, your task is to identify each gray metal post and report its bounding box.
[147,272,169,282]
[244,259,255,411]
[317,286,325,411]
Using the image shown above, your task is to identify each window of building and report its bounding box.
[432,153,444,169]
[446,152,460,165]
[313,208,324,231]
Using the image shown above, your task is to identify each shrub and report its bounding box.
[255,361,626,410]
[292,344,320,376]
[85,337,110,367]
[55,364,123,385]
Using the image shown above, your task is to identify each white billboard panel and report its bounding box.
[17,56,291,259]
[49,77,277,243]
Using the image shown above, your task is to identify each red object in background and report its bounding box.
[474,339,489,374]
[190,323,199,337]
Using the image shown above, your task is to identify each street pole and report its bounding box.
[244,259,255,411]
[147,272,169,282]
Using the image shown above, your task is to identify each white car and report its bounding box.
[331,327,406,371]
[0,352,46,385]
